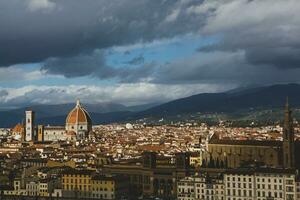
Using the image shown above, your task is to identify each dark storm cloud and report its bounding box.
[0,0,205,67]
[42,0,300,84]
[42,50,115,78]
[42,49,155,81]
[2,0,300,88]
[245,47,300,69]
[151,50,300,86]
[140,0,300,86]
[199,0,300,70]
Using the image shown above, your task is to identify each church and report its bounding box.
[204,99,298,169]
[65,100,92,140]
[34,100,92,142]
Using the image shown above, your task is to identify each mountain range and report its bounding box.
[1,83,300,127]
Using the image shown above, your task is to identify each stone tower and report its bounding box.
[282,98,295,168]
[25,110,35,141]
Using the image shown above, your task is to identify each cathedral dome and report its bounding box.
[66,100,92,125]
[12,123,24,133]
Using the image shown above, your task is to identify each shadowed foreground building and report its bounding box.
[102,152,194,199]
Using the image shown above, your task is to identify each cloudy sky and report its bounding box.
[1,0,300,108]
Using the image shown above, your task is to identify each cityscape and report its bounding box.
[0,98,299,200]
[1,0,300,200]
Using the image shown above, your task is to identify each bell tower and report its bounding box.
[282,97,295,168]
[25,110,35,141]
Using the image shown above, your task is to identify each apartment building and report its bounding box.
[61,169,128,199]
[178,168,297,200]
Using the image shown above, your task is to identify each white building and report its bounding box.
[178,174,224,200]
[177,176,196,200]
[25,110,34,141]
[296,180,300,200]
[43,126,66,141]
[4,178,61,197]
[3,179,27,196]
[177,168,297,200]
[224,169,296,200]
[26,181,39,196]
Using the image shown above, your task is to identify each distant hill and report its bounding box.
[9,102,127,117]
[135,83,300,118]
[126,102,162,112]
[0,101,158,127]
[37,111,132,126]
[1,83,300,127]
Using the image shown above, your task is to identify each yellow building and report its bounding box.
[189,152,202,167]
[91,175,127,200]
[37,125,44,142]
[47,160,76,168]
[61,169,127,199]
[62,169,94,198]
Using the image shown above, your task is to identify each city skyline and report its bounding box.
[1,1,300,200]
[1,0,300,107]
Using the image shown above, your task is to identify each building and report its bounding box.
[296,179,300,200]
[177,168,297,200]
[4,177,61,197]
[35,100,91,142]
[26,181,39,196]
[62,169,94,198]
[65,100,92,140]
[11,123,24,141]
[43,126,66,141]
[25,110,35,141]
[206,135,282,168]
[91,175,128,199]
[205,100,297,169]
[283,98,295,168]
[225,168,296,200]
[177,176,196,200]
[37,125,44,142]
[177,174,224,200]
[190,152,202,167]
[102,151,193,199]
[61,169,128,199]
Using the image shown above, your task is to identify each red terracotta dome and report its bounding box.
[66,100,92,125]
[66,131,76,136]
[12,123,24,133]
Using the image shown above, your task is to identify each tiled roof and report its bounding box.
[66,100,92,125]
